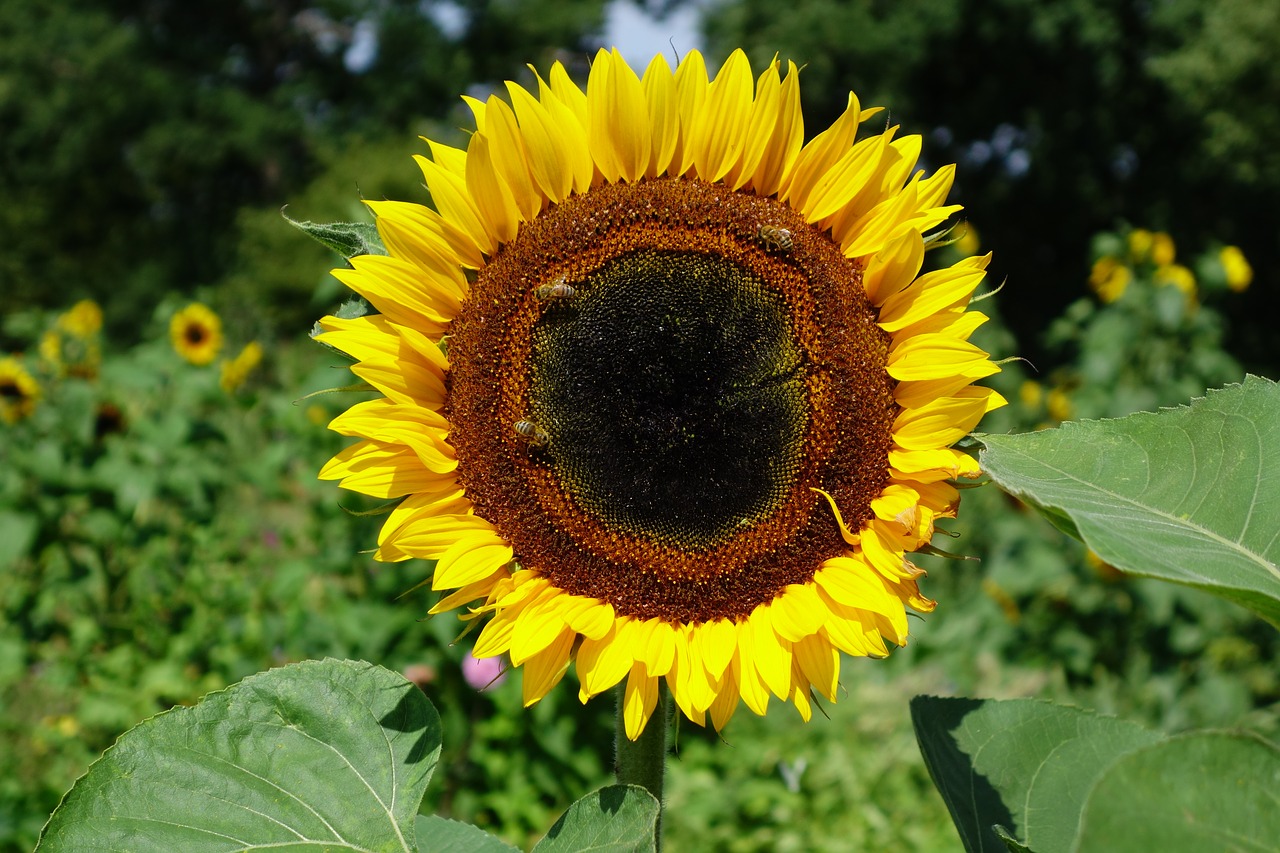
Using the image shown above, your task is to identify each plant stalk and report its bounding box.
[615,681,669,850]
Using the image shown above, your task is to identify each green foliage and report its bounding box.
[38,659,441,851]
[911,697,1280,853]
[0,306,616,851]
[37,659,657,853]
[979,376,1280,627]
[0,0,610,345]
[533,786,660,853]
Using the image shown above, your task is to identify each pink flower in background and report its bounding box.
[461,652,505,692]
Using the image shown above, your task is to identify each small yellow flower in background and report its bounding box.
[0,357,41,424]
[170,303,224,366]
[1219,245,1252,292]
[1089,256,1131,303]
[1127,229,1153,262]
[39,330,63,373]
[220,341,264,393]
[1018,380,1043,409]
[1046,387,1073,422]
[954,223,980,256]
[1155,263,1196,297]
[305,404,329,426]
[58,299,103,338]
[1151,232,1175,266]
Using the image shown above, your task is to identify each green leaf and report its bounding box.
[37,659,440,852]
[284,211,386,259]
[977,375,1280,627]
[1077,731,1280,852]
[533,785,660,853]
[414,816,520,852]
[910,696,1162,853]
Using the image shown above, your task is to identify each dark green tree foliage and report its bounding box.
[1,0,607,343]
[703,0,1280,371]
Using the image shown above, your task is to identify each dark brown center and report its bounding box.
[446,176,896,623]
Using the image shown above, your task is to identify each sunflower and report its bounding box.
[0,357,41,424]
[170,303,223,366]
[319,49,1004,739]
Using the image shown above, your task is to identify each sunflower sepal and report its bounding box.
[284,210,387,260]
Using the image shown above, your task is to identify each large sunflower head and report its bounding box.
[319,49,1004,739]
[0,357,41,424]
[170,303,224,366]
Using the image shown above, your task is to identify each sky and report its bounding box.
[599,0,706,68]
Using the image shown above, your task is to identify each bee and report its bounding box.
[535,276,577,301]
[513,419,550,449]
[757,224,794,253]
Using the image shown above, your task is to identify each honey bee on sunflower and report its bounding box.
[318,49,1004,739]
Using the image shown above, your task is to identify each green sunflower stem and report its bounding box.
[615,682,669,850]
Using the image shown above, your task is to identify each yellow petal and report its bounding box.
[507,81,574,203]
[863,230,925,306]
[695,618,737,681]
[366,199,484,270]
[688,49,752,182]
[378,512,502,562]
[532,69,595,194]
[731,627,770,715]
[414,153,495,256]
[889,446,981,482]
[801,133,890,224]
[472,612,516,657]
[725,60,781,190]
[509,599,569,665]
[749,61,803,196]
[794,635,839,702]
[549,61,589,126]
[672,50,709,175]
[770,583,826,642]
[893,386,1006,449]
[886,334,997,383]
[585,49,622,183]
[320,441,449,501]
[560,597,616,641]
[642,54,680,177]
[484,94,543,220]
[577,619,637,698]
[782,92,861,211]
[750,606,793,699]
[708,668,740,730]
[522,627,575,707]
[623,663,659,740]
[637,618,676,677]
[433,539,514,590]
[588,48,651,183]
[465,132,521,246]
[331,256,453,335]
[878,266,988,333]
[815,555,907,614]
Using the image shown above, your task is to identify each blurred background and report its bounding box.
[2,1,1276,850]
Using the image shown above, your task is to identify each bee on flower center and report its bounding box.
[757,224,794,253]
[535,277,578,301]
[513,419,550,448]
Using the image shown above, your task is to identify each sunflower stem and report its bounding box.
[615,682,669,850]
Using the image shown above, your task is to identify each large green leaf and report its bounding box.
[910,697,1162,853]
[1076,731,1280,852]
[38,659,441,852]
[533,785,660,853]
[977,375,1280,627]
[414,816,520,852]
